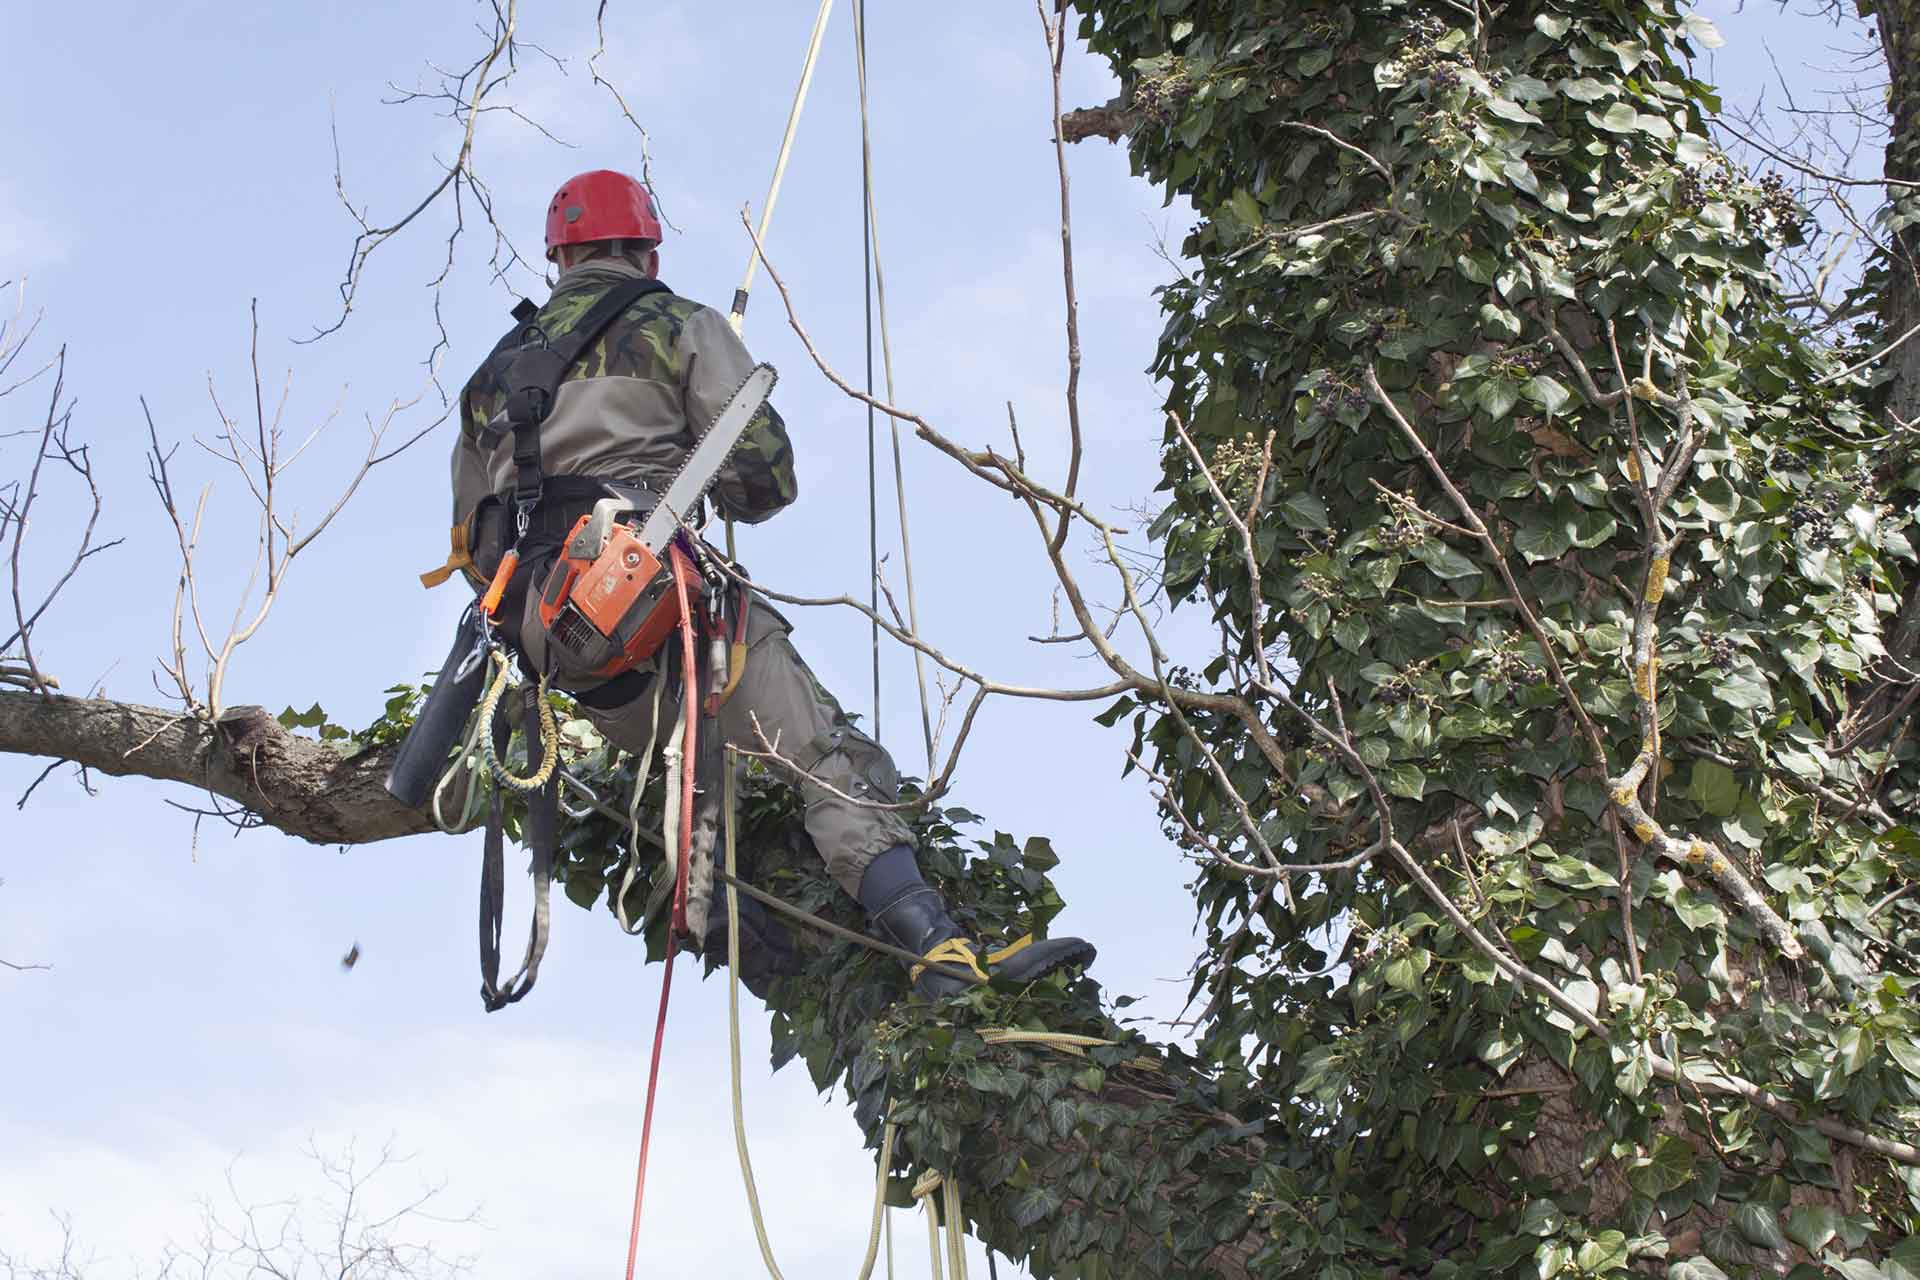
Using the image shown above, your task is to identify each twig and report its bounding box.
[15,757,64,808]
[1038,0,1085,554]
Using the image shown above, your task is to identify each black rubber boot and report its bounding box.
[857,845,1097,998]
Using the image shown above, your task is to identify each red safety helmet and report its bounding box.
[544,170,663,260]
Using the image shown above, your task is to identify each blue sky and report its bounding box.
[0,1,1875,1276]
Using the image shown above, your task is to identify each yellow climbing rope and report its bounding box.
[478,649,558,794]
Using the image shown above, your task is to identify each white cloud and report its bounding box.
[0,1016,992,1277]
[0,188,65,275]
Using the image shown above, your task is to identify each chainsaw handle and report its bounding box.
[567,496,647,562]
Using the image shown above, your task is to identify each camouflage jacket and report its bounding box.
[452,258,797,529]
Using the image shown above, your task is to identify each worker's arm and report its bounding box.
[450,386,495,528]
[679,307,797,524]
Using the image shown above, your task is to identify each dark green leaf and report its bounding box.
[1785,1205,1841,1252]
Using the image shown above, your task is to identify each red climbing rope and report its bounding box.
[623,544,704,1279]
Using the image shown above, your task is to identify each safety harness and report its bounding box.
[459,276,672,1011]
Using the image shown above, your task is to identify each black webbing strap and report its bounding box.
[479,685,560,1012]
[499,275,672,513]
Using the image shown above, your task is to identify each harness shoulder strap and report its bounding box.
[500,276,675,513]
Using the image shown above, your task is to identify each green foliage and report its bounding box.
[1071,0,1920,1273]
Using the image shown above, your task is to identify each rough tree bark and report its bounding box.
[0,690,434,844]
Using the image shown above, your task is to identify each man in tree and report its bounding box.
[439,168,1093,996]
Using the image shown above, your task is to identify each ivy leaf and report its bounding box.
[1524,375,1572,417]
[1671,887,1726,932]
[1576,1232,1629,1275]
[1412,540,1480,580]
[1734,1203,1787,1252]
[1627,1135,1697,1198]
[1515,518,1574,562]
[1560,77,1612,103]
[1384,947,1431,992]
[1617,1044,1654,1097]
[1280,491,1330,531]
[1569,509,1617,548]
[1785,1205,1841,1253]
[1681,13,1726,48]
[1834,1262,1887,1280]
[1592,102,1640,133]
[1022,837,1061,871]
[278,702,328,730]
[1669,1261,1731,1280]
[1534,13,1571,39]
[1008,1184,1065,1229]
[1712,673,1774,712]
[1488,98,1542,126]
[1541,855,1617,890]
[1888,1237,1920,1280]
[1478,379,1521,420]
[1382,763,1427,800]
[1517,1199,1565,1236]
[1687,760,1741,817]
[1227,187,1261,228]
[1885,1035,1920,1081]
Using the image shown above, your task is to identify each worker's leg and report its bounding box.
[718,602,1094,996]
[714,604,914,897]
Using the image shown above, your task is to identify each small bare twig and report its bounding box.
[143,303,427,718]
[2,350,122,695]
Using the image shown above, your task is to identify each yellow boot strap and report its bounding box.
[986,934,1035,966]
[420,525,475,589]
[912,937,989,985]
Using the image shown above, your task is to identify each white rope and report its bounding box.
[657,688,687,921]
[850,0,936,773]
[730,0,836,335]
[724,747,897,1280]
[613,673,668,934]
[943,1178,970,1280]
[430,695,494,833]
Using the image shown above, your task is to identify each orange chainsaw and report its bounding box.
[511,363,776,679]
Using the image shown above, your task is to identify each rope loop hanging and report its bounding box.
[479,650,559,794]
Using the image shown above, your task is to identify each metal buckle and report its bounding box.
[557,770,601,820]
[452,603,492,682]
[453,637,488,684]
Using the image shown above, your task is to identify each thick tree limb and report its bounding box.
[1061,94,1137,143]
[0,690,429,845]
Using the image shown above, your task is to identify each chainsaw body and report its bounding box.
[537,496,686,680]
